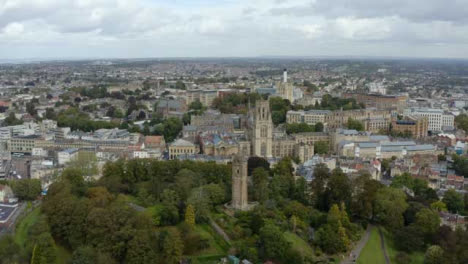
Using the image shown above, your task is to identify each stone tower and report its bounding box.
[231,154,248,210]
[276,69,294,102]
[252,99,273,158]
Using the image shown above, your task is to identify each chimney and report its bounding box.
[283,68,287,83]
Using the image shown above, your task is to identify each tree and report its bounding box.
[269,97,291,125]
[4,112,23,125]
[185,204,195,228]
[347,118,364,131]
[26,102,37,116]
[61,168,86,196]
[430,200,448,212]
[374,187,408,230]
[455,113,468,133]
[248,156,270,175]
[0,235,21,263]
[71,246,98,264]
[315,122,324,132]
[161,229,183,264]
[394,225,424,252]
[31,232,57,264]
[175,80,186,90]
[310,164,330,211]
[125,231,158,264]
[45,108,56,120]
[424,245,444,264]
[252,167,269,203]
[452,155,468,178]
[259,222,291,262]
[315,204,351,254]
[68,151,98,179]
[327,168,352,209]
[160,117,183,143]
[442,189,464,214]
[285,123,315,134]
[415,208,440,238]
[314,141,329,154]
[10,178,42,200]
[351,172,382,220]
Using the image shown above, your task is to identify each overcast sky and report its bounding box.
[1,0,468,59]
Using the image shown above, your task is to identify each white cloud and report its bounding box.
[0,0,467,58]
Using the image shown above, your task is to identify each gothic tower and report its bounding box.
[231,154,248,210]
[252,99,273,158]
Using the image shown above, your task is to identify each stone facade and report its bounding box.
[252,99,273,158]
[231,155,248,210]
[342,93,408,112]
[391,115,429,138]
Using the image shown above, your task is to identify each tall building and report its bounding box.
[276,69,294,102]
[231,154,248,210]
[252,99,273,158]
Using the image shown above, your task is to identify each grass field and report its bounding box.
[357,228,386,264]
[14,207,41,247]
[186,224,228,264]
[194,224,227,255]
[284,231,314,259]
[382,229,424,264]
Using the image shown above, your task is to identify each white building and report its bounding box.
[32,148,48,157]
[286,110,331,125]
[58,148,79,165]
[368,82,387,95]
[404,108,454,132]
[132,151,150,159]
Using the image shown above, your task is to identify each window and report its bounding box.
[260,126,268,137]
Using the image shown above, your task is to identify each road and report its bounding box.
[341,224,373,264]
[0,202,27,239]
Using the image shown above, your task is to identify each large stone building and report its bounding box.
[168,138,199,160]
[404,108,454,132]
[249,99,316,162]
[286,110,331,125]
[186,89,218,107]
[325,108,392,131]
[391,115,429,138]
[342,93,408,112]
[286,108,392,132]
[231,154,248,210]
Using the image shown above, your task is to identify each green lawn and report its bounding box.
[382,229,424,264]
[193,224,228,255]
[357,228,386,264]
[186,224,228,264]
[284,231,314,259]
[14,207,41,247]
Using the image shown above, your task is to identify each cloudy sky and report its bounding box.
[1,0,468,59]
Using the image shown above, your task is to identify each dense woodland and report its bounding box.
[1,157,467,264]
